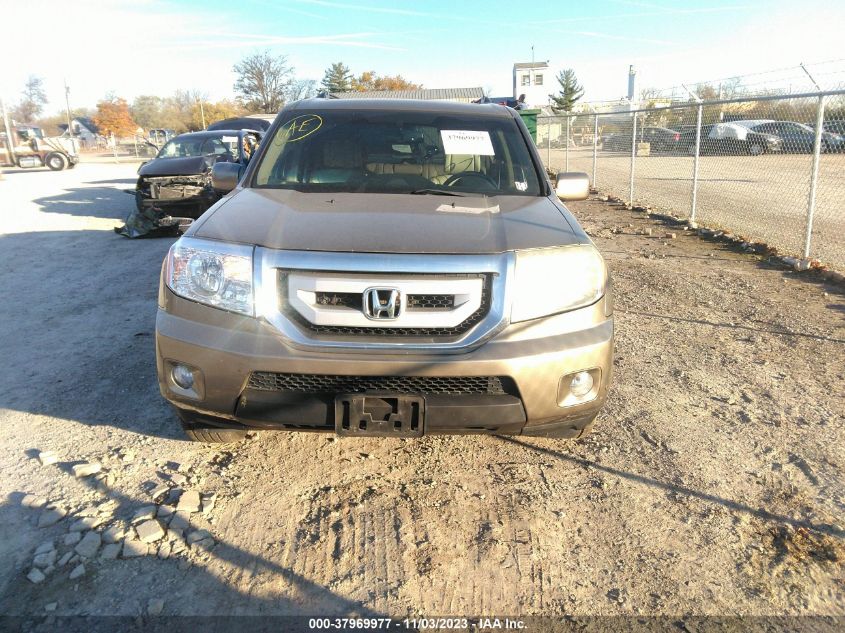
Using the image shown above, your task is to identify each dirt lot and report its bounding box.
[0,163,843,625]
[545,147,845,271]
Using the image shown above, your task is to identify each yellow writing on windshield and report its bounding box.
[276,115,324,144]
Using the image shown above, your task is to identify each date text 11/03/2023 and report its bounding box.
[307,618,527,630]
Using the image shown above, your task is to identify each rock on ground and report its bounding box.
[37,506,67,528]
[136,520,165,544]
[71,463,101,478]
[27,569,45,584]
[175,491,201,514]
[74,532,101,559]
[122,540,148,559]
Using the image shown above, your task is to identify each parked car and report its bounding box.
[155,99,614,442]
[678,123,782,156]
[206,116,273,132]
[602,126,681,152]
[820,120,845,136]
[734,120,845,153]
[134,129,262,219]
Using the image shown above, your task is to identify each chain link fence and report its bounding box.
[538,89,845,271]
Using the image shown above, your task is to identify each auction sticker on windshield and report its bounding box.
[440,130,495,156]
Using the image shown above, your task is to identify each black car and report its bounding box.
[134,129,262,218]
[206,116,273,132]
[678,123,781,156]
[820,120,845,136]
[602,126,681,152]
[746,120,845,153]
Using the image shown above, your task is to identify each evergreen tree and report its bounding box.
[321,62,353,94]
[549,69,584,113]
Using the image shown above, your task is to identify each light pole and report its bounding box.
[64,80,72,136]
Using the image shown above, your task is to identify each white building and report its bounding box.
[512,62,550,108]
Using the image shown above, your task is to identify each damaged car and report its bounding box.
[134,129,261,217]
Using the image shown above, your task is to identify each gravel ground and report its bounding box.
[544,147,845,271]
[0,164,843,624]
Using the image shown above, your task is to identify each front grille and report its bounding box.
[248,372,513,395]
[407,294,454,309]
[315,292,454,310]
[284,275,492,338]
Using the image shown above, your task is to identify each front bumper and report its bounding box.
[156,288,614,436]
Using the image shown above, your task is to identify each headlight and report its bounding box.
[511,245,607,322]
[166,237,254,315]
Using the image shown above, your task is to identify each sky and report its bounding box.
[2,0,844,115]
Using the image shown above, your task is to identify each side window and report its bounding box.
[534,74,543,86]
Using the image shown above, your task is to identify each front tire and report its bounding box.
[46,153,67,171]
[748,142,764,156]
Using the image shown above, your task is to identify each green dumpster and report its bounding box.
[518,109,541,144]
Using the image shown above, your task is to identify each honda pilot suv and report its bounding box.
[155,99,613,442]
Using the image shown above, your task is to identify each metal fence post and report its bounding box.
[689,103,703,227]
[802,94,826,265]
[565,116,570,172]
[628,111,637,206]
[592,114,598,188]
[546,118,551,171]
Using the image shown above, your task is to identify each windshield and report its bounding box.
[253,109,542,196]
[158,135,239,160]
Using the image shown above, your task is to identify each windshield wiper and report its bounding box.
[409,188,470,197]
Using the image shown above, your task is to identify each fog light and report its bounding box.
[570,371,594,398]
[171,364,194,389]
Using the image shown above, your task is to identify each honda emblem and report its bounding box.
[363,287,401,320]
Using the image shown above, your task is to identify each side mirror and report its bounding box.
[555,172,590,201]
[211,162,243,193]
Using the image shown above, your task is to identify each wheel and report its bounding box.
[177,410,249,443]
[686,143,697,156]
[46,153,68,171]
[748,142,764,156]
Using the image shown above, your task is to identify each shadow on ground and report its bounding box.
[0,464,394,623]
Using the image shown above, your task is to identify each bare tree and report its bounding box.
[233,51,294,113]
[285,78,318,103]
[12,75,48,123]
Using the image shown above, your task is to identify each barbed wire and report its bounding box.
[645,59,845,100]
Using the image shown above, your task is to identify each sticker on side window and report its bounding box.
[221,136,238,143]
[277,114,324,144]
[440,130,495,156]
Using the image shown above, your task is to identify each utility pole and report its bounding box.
[1,97,16,166]
[64,80,72,137]
[198,98,206,129]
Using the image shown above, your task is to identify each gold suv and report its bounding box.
[155,99,613,442]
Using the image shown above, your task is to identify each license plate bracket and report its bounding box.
[334,394,425,437]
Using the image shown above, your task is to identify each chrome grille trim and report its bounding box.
[254,249,514,354]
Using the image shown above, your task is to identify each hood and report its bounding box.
[138,156,213,177]
[191,188,585,254]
